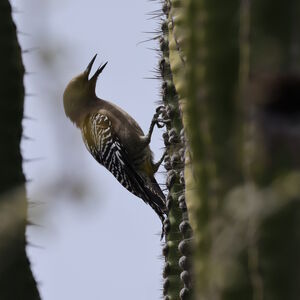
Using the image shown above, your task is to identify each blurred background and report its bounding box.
[11,0,165,299]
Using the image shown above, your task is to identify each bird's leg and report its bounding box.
[140,106,166,148]
[153,149,167,174]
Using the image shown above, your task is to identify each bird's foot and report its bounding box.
[153,106,169,128]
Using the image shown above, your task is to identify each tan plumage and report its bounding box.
[63,54,166,229]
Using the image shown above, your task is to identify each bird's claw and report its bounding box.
[153,106,167,129]
[156,105,165,114]
[152,115,167,128]
[156,118,167,128]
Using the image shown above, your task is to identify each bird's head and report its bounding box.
[63,54,108,125]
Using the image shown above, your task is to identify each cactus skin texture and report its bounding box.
[158,1,194,299]
[0,1,40,299]
[165,0,300,299]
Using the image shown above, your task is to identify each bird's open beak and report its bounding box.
[84,54,108,81]
[90,61,108,82]
[85,54,98,77]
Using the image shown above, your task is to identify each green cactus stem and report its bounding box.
[166,0,300,299]
[157,1,194,299]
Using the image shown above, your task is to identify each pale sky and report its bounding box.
[11,0,165,299]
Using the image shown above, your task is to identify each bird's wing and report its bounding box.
[82,113,166,218]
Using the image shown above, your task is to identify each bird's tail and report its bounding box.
[143,175,166,213]
[122,159,167,238]
[142,176,167,239]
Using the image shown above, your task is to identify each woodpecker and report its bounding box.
[63,54,166,235]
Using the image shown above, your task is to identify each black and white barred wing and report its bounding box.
[82,113,133,190]
[83,113,161,206]
[82,113,165,220]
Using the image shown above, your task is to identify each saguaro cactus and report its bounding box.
[0,1,40,299]
[159,0,300,299]
[158,1,194,300]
